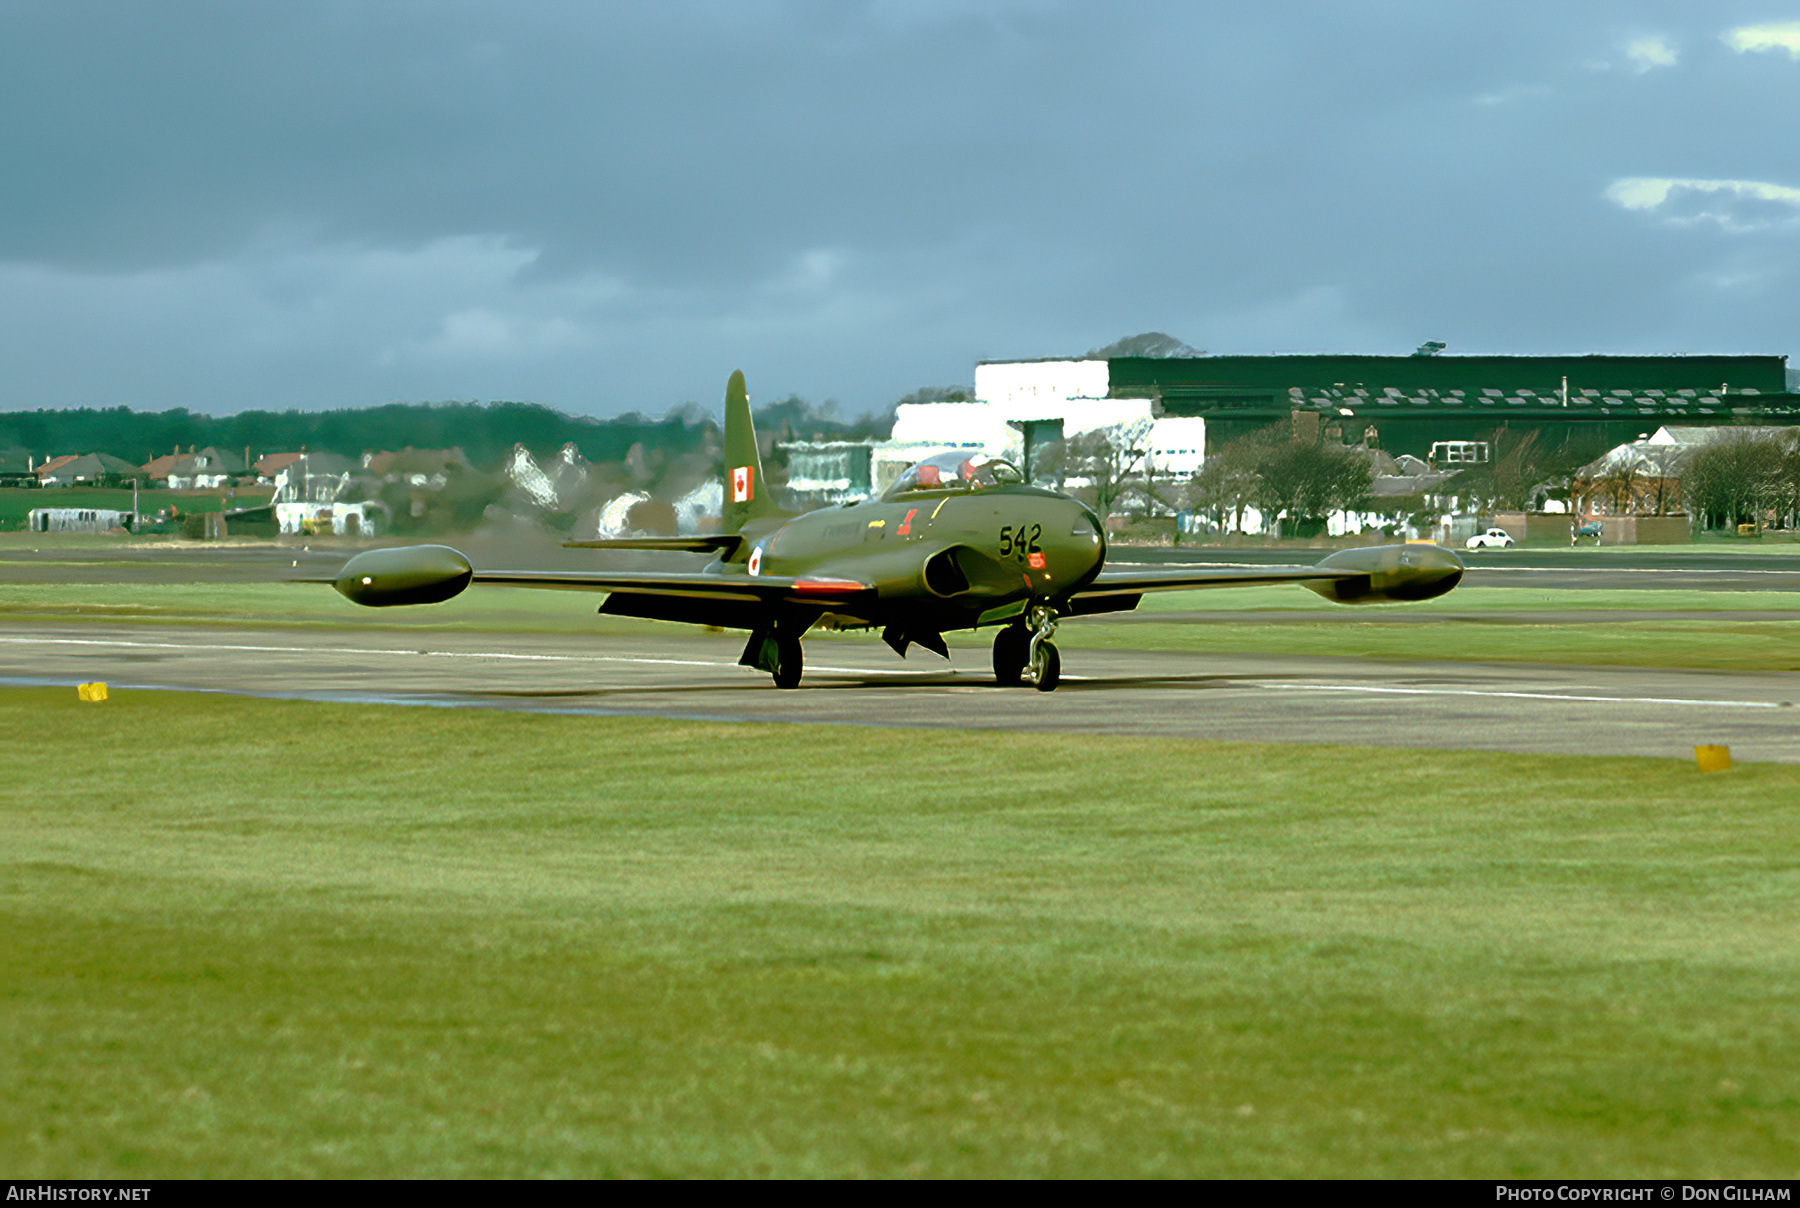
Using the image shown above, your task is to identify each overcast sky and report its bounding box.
[3,0,1799,418]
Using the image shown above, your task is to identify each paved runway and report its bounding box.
[5,621,1797,763]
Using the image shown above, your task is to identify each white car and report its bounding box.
[1465,528,1516,550]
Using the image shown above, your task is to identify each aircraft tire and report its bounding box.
[1032,642,1061,693]
[773,634,803,689]
[993,625,1028,686]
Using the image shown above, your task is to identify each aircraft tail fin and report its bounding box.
[722,369,787,533]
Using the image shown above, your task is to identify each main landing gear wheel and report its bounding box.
[772,633,803,689]
[993,624,1029,686]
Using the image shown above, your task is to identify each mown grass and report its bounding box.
[4,686,1800,1178]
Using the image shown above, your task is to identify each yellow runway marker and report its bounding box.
[1695,744,1731,772]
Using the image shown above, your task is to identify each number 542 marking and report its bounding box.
[998,523,1041,558]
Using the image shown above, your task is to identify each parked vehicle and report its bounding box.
[1465,528,1516,550]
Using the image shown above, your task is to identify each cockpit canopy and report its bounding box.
[882,450,1024,499]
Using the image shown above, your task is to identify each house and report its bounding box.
[169,447,245,489]
[252,452,305,484]
[142,447,246,489]
[36,452,142,486]
[138,452,181,484]
[33,454,81,483]
[1572,425,1796,518]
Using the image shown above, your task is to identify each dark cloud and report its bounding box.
[1,1,1797,416]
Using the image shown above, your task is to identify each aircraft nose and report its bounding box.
[1067,502,1106,582]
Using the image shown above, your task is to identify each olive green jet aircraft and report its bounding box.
[327,370,1464,690]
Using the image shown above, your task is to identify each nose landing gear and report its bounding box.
[993,605,1061,691]
[1024,604,1061,692]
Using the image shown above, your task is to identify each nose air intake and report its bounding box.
[923,547,970,596]
[922,545,1019,598]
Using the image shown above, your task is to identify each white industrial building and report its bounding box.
[873,359,1208,495]
[28,508,136,533]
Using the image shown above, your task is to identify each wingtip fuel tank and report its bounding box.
[1305,543,1464,604]
[334,545,474,607]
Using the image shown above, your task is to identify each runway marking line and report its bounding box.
[0,634,923,677]
[1262,682,1789,711]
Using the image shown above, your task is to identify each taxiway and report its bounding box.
[4,621,1796,763]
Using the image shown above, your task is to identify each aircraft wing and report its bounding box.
[324,541,1459,618]
[561,536,745,555]
[1069,545,1465,610]
[321,544,877,610]
[1070,564,1357,601]
[471,569,873,604]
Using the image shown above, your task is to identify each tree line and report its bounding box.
[1603,430,1800,531]
[1142,420,1799,537]
[0,395,899,473]
[1043,419,1378,538]
[1184,425,1375,536]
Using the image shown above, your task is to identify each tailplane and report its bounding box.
[722,370,789,533]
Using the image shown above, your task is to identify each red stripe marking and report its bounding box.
[792,578,868,594]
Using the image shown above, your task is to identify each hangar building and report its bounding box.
[890,353,1800,477]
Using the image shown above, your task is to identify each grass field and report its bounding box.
[4,686,1799,1178]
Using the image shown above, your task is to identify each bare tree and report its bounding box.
[1778,438,1800,529]
[1065,418,1155,520]
[1252,440,1373,535]
[1187,451,1259,534]
[1640,449,1686,516]
[1190,422,1372,536]
[1187,424,1288,533]
[1602,456,1642,515]
[1683,431,1789,530]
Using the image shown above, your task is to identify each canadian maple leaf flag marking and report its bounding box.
[732,465,754,503]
